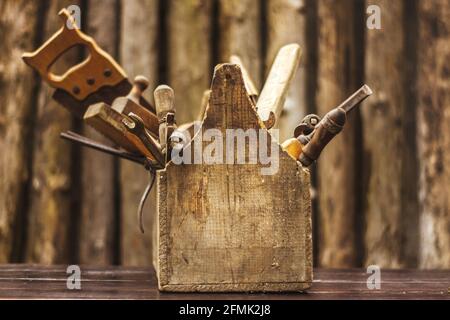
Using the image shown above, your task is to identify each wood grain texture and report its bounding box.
[417,0,450,269]
[362,0,419,268]
[120,0,159,266]
[257,44,301,131]
[0,0,42,262]
[316,0,361,267]
[84,103,142,153]
[155,64,312,292]
[1,0,448,271]
[25,0,80,264]
[21,9,128,103]
[78,0,119,265]
[266,0,310,141]
[167,0,212,124]
[0,265,447,300]
[219,0,262,88]
[229,55,258,102]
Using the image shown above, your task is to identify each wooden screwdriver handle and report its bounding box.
[299,108,346,166]
[299,85,372,167]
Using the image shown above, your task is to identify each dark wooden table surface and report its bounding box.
[0,264,448,300]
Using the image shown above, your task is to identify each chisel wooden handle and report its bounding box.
[299,108,346,166]
[154,85,176,161]
[299,85,373,167]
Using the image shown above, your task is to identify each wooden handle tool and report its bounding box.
[154,85,176,162]
[22,9,154,117]
[122,113,165,168]
[256,43,301,129]
[111,76,159,137]
[282,115,321,160]
[299,85,373,167]
[22,9,127,101]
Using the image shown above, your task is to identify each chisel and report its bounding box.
[154,85,177,163]
[282,85,373,166]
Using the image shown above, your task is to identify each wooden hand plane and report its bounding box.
[22,8,154,117]
[83,77,163,167]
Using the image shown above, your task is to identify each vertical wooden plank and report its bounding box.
[79,0,119,265]
[316,0,361,267]
[362,0,419,268]
[266,0,310,142]
[0,0,42,262]
[219,0,262,88]
[417,0,450,268]
[168,0,212,124]
[120,0,159,266]
[25,0,80,264]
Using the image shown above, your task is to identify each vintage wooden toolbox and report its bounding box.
[153,64,313,292]
[22,9,371,293]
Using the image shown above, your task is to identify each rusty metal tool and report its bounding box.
[299,85,372,166]
[154,85,177,163]
[122,113,165,168]
[282,85,373,166]
[60,131,147,165]
[22,8,154,117]
[136,169,156,234]
[60,129,156,235]
[111,75,159,137]
[281,114,321,160]
[122,112,164,234]
[121,112,165,234]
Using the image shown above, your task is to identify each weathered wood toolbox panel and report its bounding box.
[153,64,312,292]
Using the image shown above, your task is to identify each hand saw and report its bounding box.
[22,8,155,117]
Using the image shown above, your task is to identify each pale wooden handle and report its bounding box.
[256,43,301,129]
[127,75,150,103]
[154,84,175,118]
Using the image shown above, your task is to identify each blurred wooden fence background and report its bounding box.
[0,0,448,268]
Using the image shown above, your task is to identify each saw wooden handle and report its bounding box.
[21,8,127,101]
